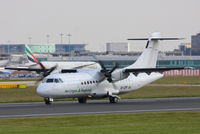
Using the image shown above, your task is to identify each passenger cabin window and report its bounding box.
[46,79,54,83]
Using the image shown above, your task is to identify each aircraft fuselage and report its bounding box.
[37,70,163,99]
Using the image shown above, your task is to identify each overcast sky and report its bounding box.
[0,0,200,52]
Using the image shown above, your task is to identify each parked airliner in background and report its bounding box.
[35,32,186,104]
[6,45,100,75]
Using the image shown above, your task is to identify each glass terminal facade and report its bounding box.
[101,58,200,69]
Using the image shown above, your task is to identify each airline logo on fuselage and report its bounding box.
[65,89,92,93]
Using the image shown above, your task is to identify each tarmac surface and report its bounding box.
[0,97,200,118]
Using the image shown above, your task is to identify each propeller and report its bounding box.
[36,62,57,84]
[98,60,119,83]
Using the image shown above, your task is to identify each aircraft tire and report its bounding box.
[109,96,119,103]
[44,98,51,105]
[78,98,87,103]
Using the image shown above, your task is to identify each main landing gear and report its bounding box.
[44,98,53,105]
[78,97,87,103]
[109,95,120,103]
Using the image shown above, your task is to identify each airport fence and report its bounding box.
[164,69,200,77]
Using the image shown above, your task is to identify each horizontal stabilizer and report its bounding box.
[127,38,184,40]
[123,67,185,74]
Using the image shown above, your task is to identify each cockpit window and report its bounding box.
[54,79,59,83]
[59,78,63,83]
[46,79,54,83]
[44,78,63,83]
[42,78,47,83]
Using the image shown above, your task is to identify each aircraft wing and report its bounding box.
[5,62,96,72]
[73,63,97,69]
[123,67,186,74]
[5,67,46,72]
[5,67,78,73]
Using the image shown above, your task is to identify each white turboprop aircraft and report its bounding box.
[35,32,185,104]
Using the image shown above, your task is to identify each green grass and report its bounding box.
[120,86,200,99]
[0,112,200,134]
[0,87,42,103]
[153,76,200,84]
[1,85,200,103]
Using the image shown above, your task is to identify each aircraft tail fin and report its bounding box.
[126,32,183,69]
[25,45,39,64]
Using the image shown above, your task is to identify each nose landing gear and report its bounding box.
[44,98,53,105]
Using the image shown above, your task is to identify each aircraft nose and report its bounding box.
[37,84,49,97]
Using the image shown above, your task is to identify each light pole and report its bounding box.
[60,33,64,44]
[66,34,72,53]
[66,34,72,44]
[7,40,10,54]
[46,34,50,44]
[28,37,32,45]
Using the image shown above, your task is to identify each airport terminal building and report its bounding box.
[0,44,86,54]
[51,55,200,69]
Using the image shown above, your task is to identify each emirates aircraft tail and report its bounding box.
[25,45,39,64]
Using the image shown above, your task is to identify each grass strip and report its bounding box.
[1,86,200,103]
[120,86,200,99]
[153,76,200,84]
[0,87,42,103]
[0,111,200,134]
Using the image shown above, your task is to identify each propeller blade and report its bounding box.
[91,55,107,72]
[107,77,113,83]
[38,61,46,70]
[35,64,57,84]
[44,64,57,77]
[106,63,119,82]
[98,60,107,72]
[109,63,119,74]
[92,55,119,83]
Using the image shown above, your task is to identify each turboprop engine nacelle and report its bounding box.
[111,69,129,82]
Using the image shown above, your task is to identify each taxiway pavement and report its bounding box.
[0,97,200,118]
